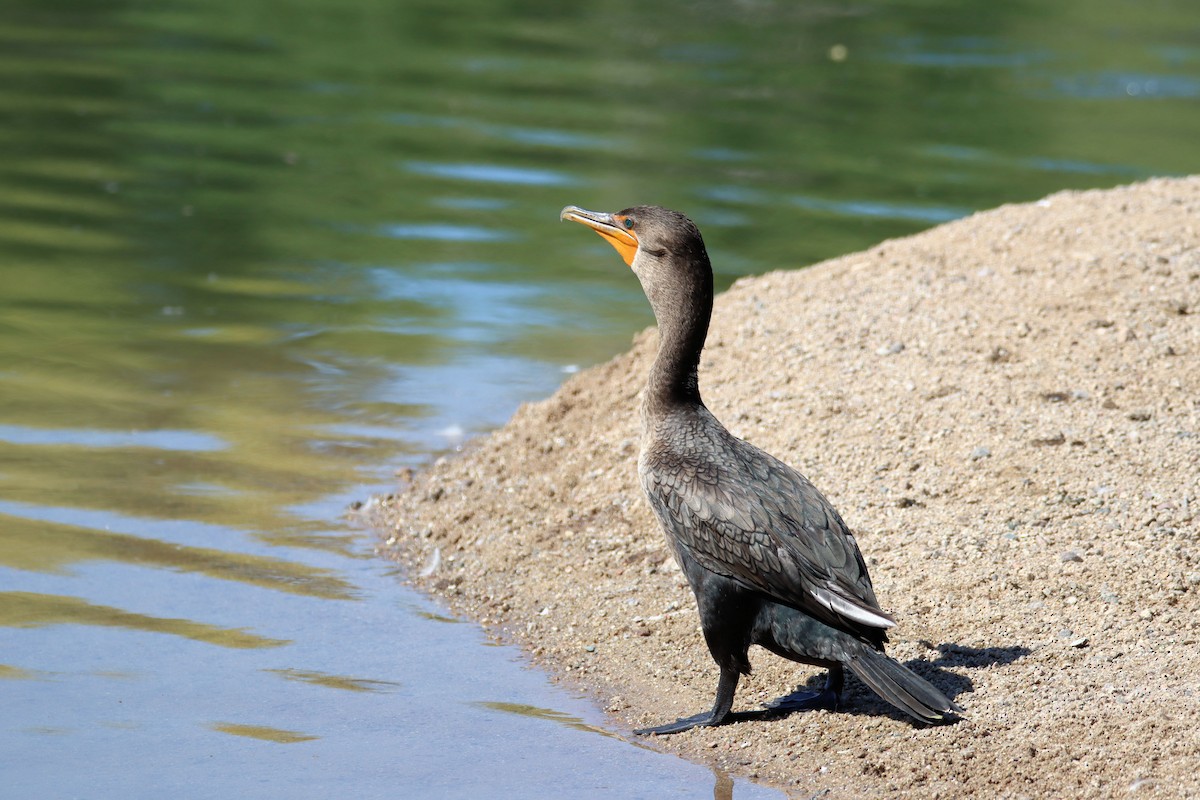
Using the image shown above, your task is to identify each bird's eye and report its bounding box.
[623,217,634,230]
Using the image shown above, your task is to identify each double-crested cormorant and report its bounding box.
[561,204,961,735]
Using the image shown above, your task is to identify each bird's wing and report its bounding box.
[641,426,894,634]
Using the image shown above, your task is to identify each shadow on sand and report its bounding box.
[722,642,1029,728]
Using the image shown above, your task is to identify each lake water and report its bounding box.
[2,1,1198,797]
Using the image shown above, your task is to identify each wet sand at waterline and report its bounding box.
[369,177,1199,798]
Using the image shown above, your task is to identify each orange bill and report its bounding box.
[560,205,639,266]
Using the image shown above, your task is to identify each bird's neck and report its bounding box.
[642,288,711,420]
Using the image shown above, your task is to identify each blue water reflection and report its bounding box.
[1053,71,1200,99]
[406,161,576,186]
[0,425,227,452]
[377,223,517,242]
[790,195,968,224]
[883,37,1049,69]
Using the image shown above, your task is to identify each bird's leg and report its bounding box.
[765,665,843,713]
[634,664,739,736]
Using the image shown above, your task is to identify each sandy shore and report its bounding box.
[370,177,1200,798]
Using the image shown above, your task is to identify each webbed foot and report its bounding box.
[764,667,844,715]
[635,665,740,736]
[763,686,840,713]
[634,710,728,736]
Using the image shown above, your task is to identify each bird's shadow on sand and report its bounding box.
[729,642,1029,727]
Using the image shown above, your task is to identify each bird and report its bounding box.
[560,204,961,735]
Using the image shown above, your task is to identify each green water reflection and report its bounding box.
[0,514,355,599]
[210,722,319,744]
[0,592,289,649]
[265,668,400,693]
[3,0,1196,590]
[0,664,40,681]
[476,701,622,740]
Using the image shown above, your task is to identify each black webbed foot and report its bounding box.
[635,706,806,735]
[636,665,740,736]
[634,710,727,736]
[763,685,840,714]
[762,668,844,716]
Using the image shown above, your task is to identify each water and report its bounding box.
[1,0,1198,796]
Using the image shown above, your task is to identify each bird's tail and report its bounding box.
[846,646,962,723]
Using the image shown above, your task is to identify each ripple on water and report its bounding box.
[0,501,358,600]
[0,425,226,452]
[404,160,575,186]
[264,668,401,693]
[376,223,516,242]
[922,144,1147,180]
[789,194,969,224]
[210,722,318,743]
[0,591,290,649]
[1052,71,1200,100]
[882,36,1048,69]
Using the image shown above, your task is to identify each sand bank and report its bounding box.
[372,177,1199,798]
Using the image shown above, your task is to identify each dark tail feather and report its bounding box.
[847,647,963,723]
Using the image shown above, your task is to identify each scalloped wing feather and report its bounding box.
[640,416,894,634]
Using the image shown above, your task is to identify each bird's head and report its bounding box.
[560,205,712,316]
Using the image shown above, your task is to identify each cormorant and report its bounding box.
[561,204,961,735]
